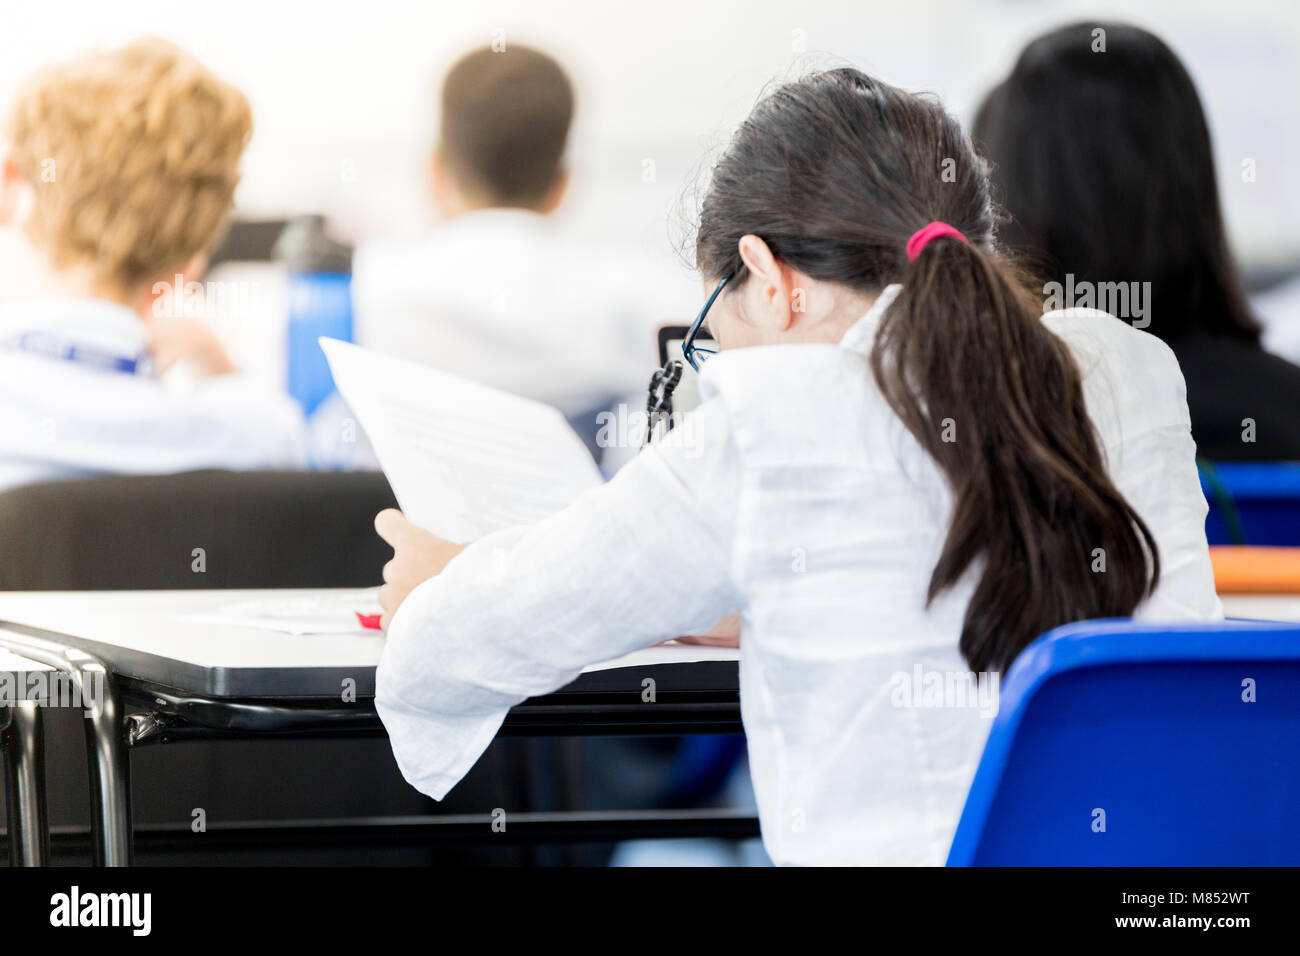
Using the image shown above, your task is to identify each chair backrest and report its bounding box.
[0,470,397,589]
[1202,461,1300,545]
[947,618,1300,865]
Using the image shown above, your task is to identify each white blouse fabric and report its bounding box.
[375,284,1223,866]
[0,297,305,492]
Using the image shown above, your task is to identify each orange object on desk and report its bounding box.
[1209,546,1300,594]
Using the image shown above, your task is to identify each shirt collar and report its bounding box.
[838,284,902,355]
[0,297,147,354]
[439,207,552,235]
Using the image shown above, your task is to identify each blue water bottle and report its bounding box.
[275,215,354,417]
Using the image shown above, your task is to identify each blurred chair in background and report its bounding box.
[1200,459,1300,546]
[0,470,394,590]
[1196,460,1300,595]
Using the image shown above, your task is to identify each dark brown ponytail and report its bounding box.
[875,236,1158,672]
[696,68,1159,673]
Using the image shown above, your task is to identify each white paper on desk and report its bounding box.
[321,338,604,541]
[180,589,382,635]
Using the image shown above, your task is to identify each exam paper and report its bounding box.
[181,589,381,635]
[321,338,604,541]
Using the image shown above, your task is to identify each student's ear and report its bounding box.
[538,167,569,216]
[737,234,798,332]
[0,156,32,228]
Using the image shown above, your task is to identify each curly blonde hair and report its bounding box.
[3,38,252,291]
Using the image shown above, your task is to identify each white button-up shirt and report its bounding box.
[0,297,306,493]
[352,209,697,418]
[376,285,1223,866]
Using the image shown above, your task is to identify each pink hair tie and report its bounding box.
[906,221,968,261]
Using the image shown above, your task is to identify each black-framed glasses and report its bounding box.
[682,276,729,372]
[644,274,732,447]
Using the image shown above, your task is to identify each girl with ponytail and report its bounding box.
[371,68,1221,865]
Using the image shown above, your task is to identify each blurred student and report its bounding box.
[370,69,1221,866]
[974,22,1300,461]
[352,44,687,434]
[0,39,305,493]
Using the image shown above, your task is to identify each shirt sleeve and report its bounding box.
[375,398,742,800]
[1121,424,1225,622]
[1045,310,1223,623]
[182,373,308,470]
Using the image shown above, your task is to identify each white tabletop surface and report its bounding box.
[0,589,387,671]
[0,588,1287,699]
[0,589,739,697]
[0,587,1283,668]
[1220,594,1300,621]
[0,588,1283,669]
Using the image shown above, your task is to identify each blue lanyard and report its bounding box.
[4,332,151,376]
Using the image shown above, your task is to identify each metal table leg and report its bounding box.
[83,662,131,866]
[0,630,132,866]
[3,699,49,865]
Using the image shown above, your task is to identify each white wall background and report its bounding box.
[2,0,1298,277]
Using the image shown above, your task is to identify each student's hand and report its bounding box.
[672,612,741,647]
[145,316,238,377]
[374,508,468,628]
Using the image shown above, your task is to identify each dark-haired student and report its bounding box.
[974,21,1300,462]
[369,69,1222,866]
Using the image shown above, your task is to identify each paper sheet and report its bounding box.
[180,588,383,635]
[321,338,604,541]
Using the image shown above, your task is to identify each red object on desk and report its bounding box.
[356,612,383,630]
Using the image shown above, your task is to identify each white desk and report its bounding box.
[0,588,743,866]
[11,587,1290,867]
[1221,594,1300,621]
[0,589,383,697]
[0,589,738,698]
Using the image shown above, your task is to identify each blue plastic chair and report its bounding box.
[947,618,1300,865]
[1201,460,1300,545]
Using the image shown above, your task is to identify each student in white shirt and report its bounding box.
[370,68,1222,866]
[352,44,693,425]
[0,39,304,494]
